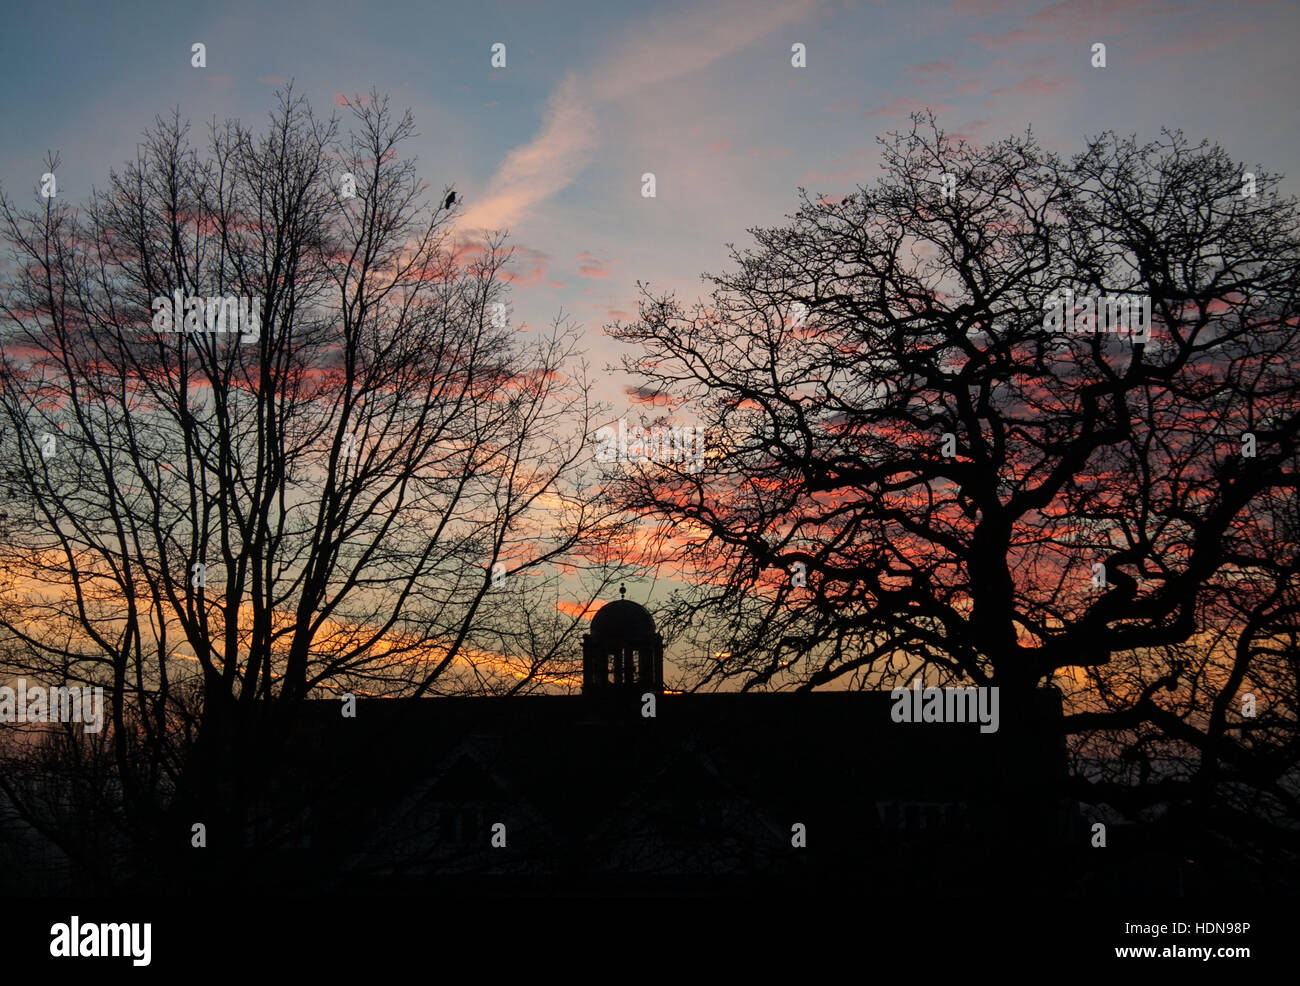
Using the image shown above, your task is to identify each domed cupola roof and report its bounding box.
[590,598,657,642]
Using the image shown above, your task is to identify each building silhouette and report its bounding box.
[246,590,1074,894]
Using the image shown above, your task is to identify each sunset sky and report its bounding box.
[1,0,1297,628]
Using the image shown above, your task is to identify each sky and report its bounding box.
[1,0,1298,623]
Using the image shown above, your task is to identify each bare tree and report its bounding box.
[605,114,1299,878]
[0,88,628,884]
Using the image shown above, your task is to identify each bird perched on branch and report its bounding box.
[444,191,456,210]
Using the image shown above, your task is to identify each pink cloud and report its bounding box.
[869,96,954,118]
[820,98,861,115]
[1000,56,1055,71]
[965,0,1177,49]
[800,149,873,185]
[456,73,596,233]
[625,385,674,407]
[965,28,1054,50]
[990,75,1067,96]
[500,245,551,287]
[456,0,819,233]
[909,61,957,78]
[905,59,984,98]
[590,0,820,103]
[259,75,289,86]
[802,170,858,185]
[576,252,613,279]
[947,0,1028,12]
[946,121,990,142]
[1139,22,1258,59]
[557,600,598,621]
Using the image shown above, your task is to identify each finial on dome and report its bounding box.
[619,582,627,599]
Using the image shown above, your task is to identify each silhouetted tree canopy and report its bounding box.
[0,89,628,883]
[607,114,1299,864]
